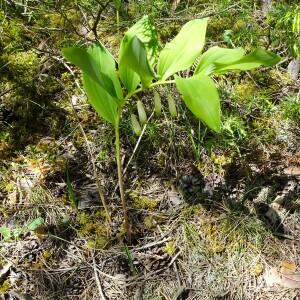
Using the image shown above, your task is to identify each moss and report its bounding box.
[234,80,258,102]
[77,211,110,249]
[269,69,292,86]
[0,16,23,51]
[164,241,176,256]
[200,219,225,254]
[207,16,233,39]
[222,115,248,140]
[184,223,201,249]
[0,280,10,293]
[199,215,267,256]
[6,50,39,83]
[3,181,14,193]
[250,118,277,142]
[233,19,247,31]
[86,236,109,249]
[210,153,232,175]
[130,191,158,210]
[143,214,166,230]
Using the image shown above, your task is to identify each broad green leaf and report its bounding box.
[195,46,245,75]
[122,15,159,68]
[175,74,221,132]
[158,18,208,80]
[119,36,154,88]
[213,48,281,73]
[86,43,123,99]
[83,73,118,126]
[27,217,44,231]
[119,16,158,91]
[62,44,122,99]
[119,67,140,93]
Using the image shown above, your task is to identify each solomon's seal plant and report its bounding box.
[62,15,280,242]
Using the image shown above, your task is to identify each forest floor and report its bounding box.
[1,1,300,299]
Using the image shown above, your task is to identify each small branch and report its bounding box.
[91,0,111,40]
[93,257,107,300]
[123,111,154,175]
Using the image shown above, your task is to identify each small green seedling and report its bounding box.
[62,15,280,243]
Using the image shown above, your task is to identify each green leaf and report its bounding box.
[13,228,23,238]
[213,48,281,73]
[87,43,123,99]
[113,0,121,10]
[195,46,245,75]
[119,36,154,88]
[27,217,44,231]
[0,226,12,240]
[123,15,159,68]
[62,44,122,99]
[119,67,140,93]
[119,15,158,92]
[175,74,221,132]
[158,18,208,80]
[83,73,118,126]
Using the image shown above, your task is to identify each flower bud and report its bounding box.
[167,93,177,118]
[131,114,142,136]
[137,100,147,125]
[153,90,161,117]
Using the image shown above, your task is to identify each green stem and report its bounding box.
[116,10,120,34]
[115,110,130,243]
[123,80,175,103]
[114,79,175,243]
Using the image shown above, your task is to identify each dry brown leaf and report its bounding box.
[283,166,300,177]
[280,261,297,273]
[264,266,300,288]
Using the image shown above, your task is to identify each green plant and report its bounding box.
[268,4,300,57]
[281,95,300,123]
[123,244,137,274]
[0,217,44,241]
[113,0,122,32]
[66,168,77,209]
[62,15,280,243]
